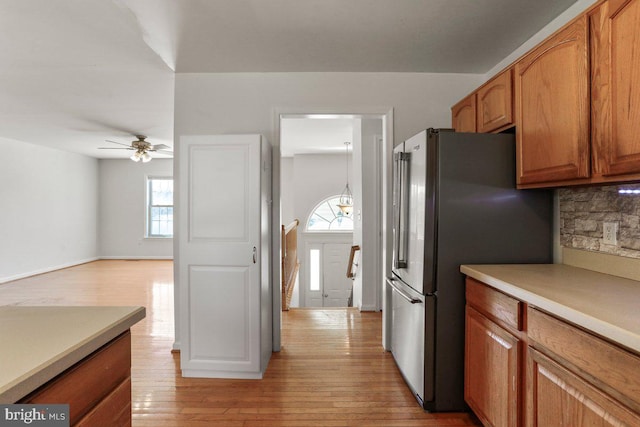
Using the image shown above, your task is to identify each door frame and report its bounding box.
[272,107,394,351]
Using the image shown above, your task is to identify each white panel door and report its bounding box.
[323,243,353,307]
[179,135,262,378]
[305,242,352,307]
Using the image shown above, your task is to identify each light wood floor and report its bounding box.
[0,260,480,426]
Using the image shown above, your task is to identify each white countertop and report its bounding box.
[0,306,145,403]
[460,264,640,354]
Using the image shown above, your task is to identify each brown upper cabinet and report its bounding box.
[514,17,590,186]
[591,0,640,178]
[451,69,514,134]
[451,93,477,133]
[450,0,640,188]
[477,68,513,133]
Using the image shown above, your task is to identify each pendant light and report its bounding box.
[337,141,353,215]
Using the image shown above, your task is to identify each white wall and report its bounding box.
[352,120,364,309]
[175,73,483,144]
[280,157,295,226]
[293,153,352,225]
[98,159,173,259]
[0,137,98,283]
[352,118,383,311]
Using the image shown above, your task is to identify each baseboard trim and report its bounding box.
[0,257,99,284]
[99,256,174,260]
[182,369,264,380]
[359,305,380,312]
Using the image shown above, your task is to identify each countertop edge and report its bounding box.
[460,265,640,355]
[1,306,145,403]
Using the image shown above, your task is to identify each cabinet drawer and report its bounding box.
[466,278,522,331]
[528,307,640,413]
[76,377,131,427]
[22,332,131,425]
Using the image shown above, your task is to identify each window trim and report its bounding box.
[146,176,174,238]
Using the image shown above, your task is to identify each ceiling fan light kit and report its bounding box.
[130,150,152,163]
[99,135,173,163]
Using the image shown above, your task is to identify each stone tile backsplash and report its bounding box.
[559,184,640,259]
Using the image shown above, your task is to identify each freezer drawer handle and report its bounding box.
[386,278,422,304]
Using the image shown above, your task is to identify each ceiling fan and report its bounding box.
[98,135,173,162]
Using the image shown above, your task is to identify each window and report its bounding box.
[309,249,321,291]
[147,177,173,237]
[306,196,354,232]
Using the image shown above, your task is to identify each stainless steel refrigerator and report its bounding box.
[386,128,552,411]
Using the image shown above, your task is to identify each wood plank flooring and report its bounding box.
[0,260,480,426]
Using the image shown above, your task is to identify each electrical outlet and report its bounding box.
[603,222,618,245]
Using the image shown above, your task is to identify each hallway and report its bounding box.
[0,260,479,426]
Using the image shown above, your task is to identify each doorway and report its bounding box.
[273,110,393,351]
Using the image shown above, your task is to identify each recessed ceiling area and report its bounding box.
[0,0,581,159]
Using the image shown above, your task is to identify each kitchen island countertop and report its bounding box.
[0,305,145,403]
[460,264,640,354]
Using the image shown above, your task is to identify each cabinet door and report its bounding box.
[477,69,514,133]
[526,347,640,427]
[515,17,590,185]
[452,94,477,133]
[591,0,640,176]
[465,306,520,427]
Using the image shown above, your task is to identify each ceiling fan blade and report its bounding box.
[105,139,133,148]
[150,144,171,151]
[155,150,174,155]
[98,147,134,150]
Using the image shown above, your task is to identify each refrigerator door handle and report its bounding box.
[394,152,410,269]
[392,153,402,268]
[387,278,422,304]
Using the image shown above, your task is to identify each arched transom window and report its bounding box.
[306,196,354,232]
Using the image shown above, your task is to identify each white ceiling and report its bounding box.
[281,118,355,157]
[0,0,578,159]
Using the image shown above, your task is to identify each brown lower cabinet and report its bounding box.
[465,277,640,427]
[465,306,520,427]
[19,331,133,427]
[527,348,640,426]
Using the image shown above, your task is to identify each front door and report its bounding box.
[305,242,353,307]
[178,134,262,377]
[322,243,353,307]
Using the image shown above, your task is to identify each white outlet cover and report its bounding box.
[603,222,618,245]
